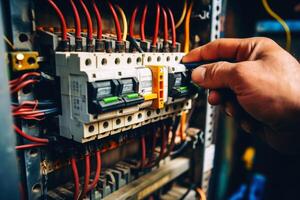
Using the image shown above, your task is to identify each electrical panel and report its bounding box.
[0,0,222,199]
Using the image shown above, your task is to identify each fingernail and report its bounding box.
[191,67,206,84]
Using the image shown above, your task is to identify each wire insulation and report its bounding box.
[152,3,161,46]
[71,157,80,200]
[140,5,148,41]
[196,187,207,200]
[108,2,122,42]
[69,0,81,38]
[14,125,49,143]
[184,1,194,53]
[15,143,47,150]
[116,5,128,41]
[167,8,176,48]
[91,0,103,39]
[161,7,169,42]
[81,153,91,199]
[47,0,68,40]
[175,0,187,29]
[79,0,93,40]
[129,6,139,37]
[262,0,291,51]
[159,125,167,160]
[87,150,101,192]
[140,136,146,168]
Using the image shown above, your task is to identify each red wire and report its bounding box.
[91,0,103,39]
[151,131,157,160]
[15,143,47,150]
[10,72,40,86]
[13,125,49,143]
[108,2,122,42]
[146,129,157,167]
[129,6,139,37]
[159,126,167,160]
[11,79,39,94]
[152,3,161,46]
[12,100,39,112]
[47,0,68,41]
[167,8,176,48]
[13,110,45,121]
[161,7,169,42]
[87,150,101,192]
[140,136,146,168]
[140,5,148,41]
[81,153,91,199]
[69,0,81,39]
[78,0,93,40]
[71,157,80,200]
[13,110,45,120]
[13,110,43,116]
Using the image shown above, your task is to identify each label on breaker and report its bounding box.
[203,145,215,172]
[70,75,85,118]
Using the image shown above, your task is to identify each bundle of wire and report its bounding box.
[143,120,177,169]
[10,72,55,149]
[12,100,58,120]
[10,72,41,94]
[14,124,49,150]
[72,150,101,200]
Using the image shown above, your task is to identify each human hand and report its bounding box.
[182,37,300,153]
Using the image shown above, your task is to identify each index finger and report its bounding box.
[182,38,251,63]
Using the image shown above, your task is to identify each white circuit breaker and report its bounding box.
[55,52,194,143]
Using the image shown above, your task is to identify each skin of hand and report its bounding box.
[182,37,300,154]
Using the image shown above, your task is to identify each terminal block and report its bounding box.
[10,51,39,71]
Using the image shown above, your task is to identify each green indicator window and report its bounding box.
[179,86,188,91]
[103,96,118,104]
[127,93,139,99]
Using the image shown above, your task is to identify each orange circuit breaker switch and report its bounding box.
[147,65,164,109]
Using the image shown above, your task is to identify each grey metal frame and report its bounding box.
[0,1,20,199]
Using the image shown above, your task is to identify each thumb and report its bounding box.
[191,61,237,89]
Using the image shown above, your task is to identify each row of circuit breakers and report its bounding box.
[55,51,197,143]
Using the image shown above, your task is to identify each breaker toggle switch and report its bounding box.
[88,80,125,114]
[168,72,189,98]
[119,78,144,107]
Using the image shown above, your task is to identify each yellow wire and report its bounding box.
[3,36,15,50]
[175,0,187,29]
[262,0,291,51]
[184,1,194,53]
[196,187,207,200]
[116,5,128,41]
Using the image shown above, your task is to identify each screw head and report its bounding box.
[16,53,24,61]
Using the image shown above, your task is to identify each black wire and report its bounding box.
[179,184,196,200]
[127,35,144,53]
[170,140,189,156]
